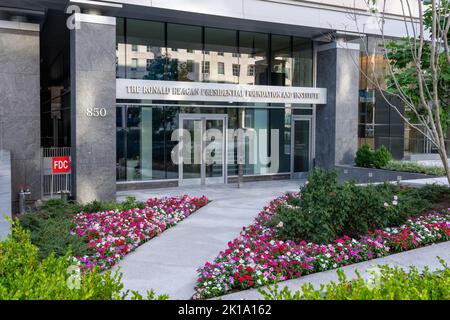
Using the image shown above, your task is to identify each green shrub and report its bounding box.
[19,196,145,260]
[355,144,374,168]
[78,196,145,213]
[269,168,449,244]
[0,221,168,300]
[355,144,393,169]
[373,145,393,168]
[259,259,450,300]
[382,160,446,176]
[19,200,88,259]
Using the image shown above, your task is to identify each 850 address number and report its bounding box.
[86,107,107,117]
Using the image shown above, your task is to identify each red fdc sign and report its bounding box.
[52,156,71,173]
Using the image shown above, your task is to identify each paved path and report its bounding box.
[400,176,449,187]
[115,180,302,299]
[218,241,450,300]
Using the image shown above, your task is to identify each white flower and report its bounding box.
[384,202,389,208]
[392,200,398,206]
[393,195,398,201]
[277,221,284,228]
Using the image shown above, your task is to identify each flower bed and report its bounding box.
[193,194,450,299]
[72,195,208,271]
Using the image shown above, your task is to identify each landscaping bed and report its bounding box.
[353,144,447,179]
[193,169,450,299]
[20,195,208,271]
[74,195,208,270]
[259,260,450,300]
[0,222,169,300]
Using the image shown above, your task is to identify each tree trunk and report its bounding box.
[438,148,450,186]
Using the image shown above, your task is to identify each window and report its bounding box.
[204,27,238,84]
[131,58,138,70]
[167,23,202,81]
[232,64,240,77]
[116,106,166,181]
[202,61,210,74]
[247,65,254,76]
[239,31,269,85]
[118,18,308,86]
[292,37,313,87]
[117,18,125,78]
[187,60,194,73]
[271,34,292,86]
[218,62,225,75]
[125,19,165,79]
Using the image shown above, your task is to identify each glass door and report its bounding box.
[291,117,312,178]
[179,114,227,185]
[181,118,202,181]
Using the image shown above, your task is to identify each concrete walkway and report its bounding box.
[219,241,450,300]
[115,180,302,299]
[400,176,449,187]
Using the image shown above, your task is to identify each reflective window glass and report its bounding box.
[204,27,239,83]
[271,35,292,86]
[167,23,203,81]
[292,37,313,87]
[239,31,269,85]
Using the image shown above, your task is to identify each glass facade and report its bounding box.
[116,18,313,86]
[116,18,314,182]
[356,36,407,160]
[355,36,450,159]
[116,105,295,181]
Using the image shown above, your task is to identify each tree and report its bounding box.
[349,0,450,184]
[144,54,190,81]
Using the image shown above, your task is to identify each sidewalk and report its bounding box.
[400,176,449,187]
[115,180,302,299]
[217,241,450,300]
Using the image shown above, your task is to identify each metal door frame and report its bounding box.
[178,113,228,186]
[291,115,314,179]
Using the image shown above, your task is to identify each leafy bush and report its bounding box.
[373,145,393,169]
[355,144,374,168]
[0,221,168,300]
[259,259,450,300]
[269,168,450,243]
[382,160,446,176]
[77,196,146,213]
[355,144,393,169]
[19,197,145,260]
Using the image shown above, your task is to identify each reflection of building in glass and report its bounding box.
[116,20,306,86]
[354,36,441,160]
[118,45,270,83]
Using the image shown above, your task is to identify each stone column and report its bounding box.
[70,14,116,202]
[0,20,41,213]
[315,40,360,169]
